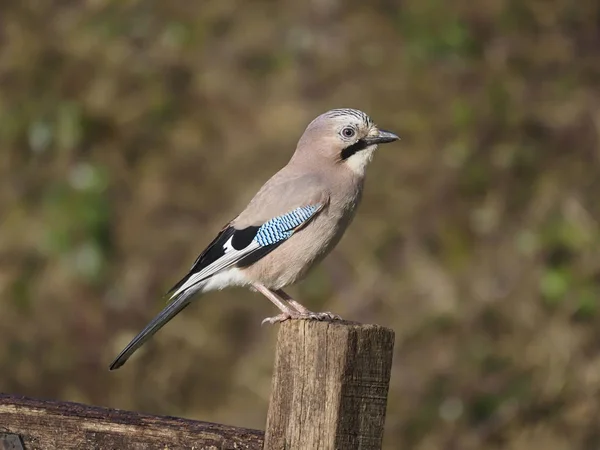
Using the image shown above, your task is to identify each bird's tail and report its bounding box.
[109,283,205,370]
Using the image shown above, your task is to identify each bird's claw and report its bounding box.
[311,311,342,321]
[261,311,342,325]
[261,313,292,326]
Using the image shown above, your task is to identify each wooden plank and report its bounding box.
[0,394,263,450]
[264,320,395,450]
[0,434,25,450]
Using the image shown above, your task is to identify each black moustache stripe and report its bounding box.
[340,139,369,160]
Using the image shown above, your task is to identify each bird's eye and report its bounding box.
[341,127,356,138]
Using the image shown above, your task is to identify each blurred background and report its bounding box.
[1,0,599,448]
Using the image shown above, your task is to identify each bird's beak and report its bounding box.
[364,129,400,145]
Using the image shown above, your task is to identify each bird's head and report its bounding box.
[295,108,399,176]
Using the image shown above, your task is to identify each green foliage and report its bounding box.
[398,0,479,63]
[540,268,570,306]
[41,164,110,282]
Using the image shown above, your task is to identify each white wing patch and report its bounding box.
[222,236,235,253]
[169,240,260,299]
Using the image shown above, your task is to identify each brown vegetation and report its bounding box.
[1,1,599,448]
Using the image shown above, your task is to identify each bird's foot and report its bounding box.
[300,311,342,321]
[261,311,342,325]
[261,313,292,326]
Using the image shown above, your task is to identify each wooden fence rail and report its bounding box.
[0,394,263,450]
[0,320,395,450]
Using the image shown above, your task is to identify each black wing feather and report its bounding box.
[166,224,264,296]
[231,225,260,250]
[235,241,284,267]
[166,226,233,296]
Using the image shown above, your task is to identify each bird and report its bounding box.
[109,108,399,370]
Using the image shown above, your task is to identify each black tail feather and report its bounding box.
[109,289,196,370]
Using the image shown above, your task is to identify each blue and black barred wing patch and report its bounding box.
[236,204,320,268]
[167,205,321,298]
[255,205,319,245]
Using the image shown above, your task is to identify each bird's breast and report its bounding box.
[241,184,363,289]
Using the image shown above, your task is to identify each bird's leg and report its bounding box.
[274,289,342,321]
[252,283,301,325]
[252,283,342,325]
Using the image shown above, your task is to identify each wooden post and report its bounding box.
[264,320,395,450]
[0,433,24,450]
[0,321,395,449]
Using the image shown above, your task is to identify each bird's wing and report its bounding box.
[232,170,329,227]
[166,201,327,299]
[166,171,330,297]
[109,175,329,370]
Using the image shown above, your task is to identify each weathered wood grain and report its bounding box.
[0,433,25,450]
[264,320,395,450]
[0,394,263,450]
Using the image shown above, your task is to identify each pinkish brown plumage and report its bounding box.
[110,108,399,370]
